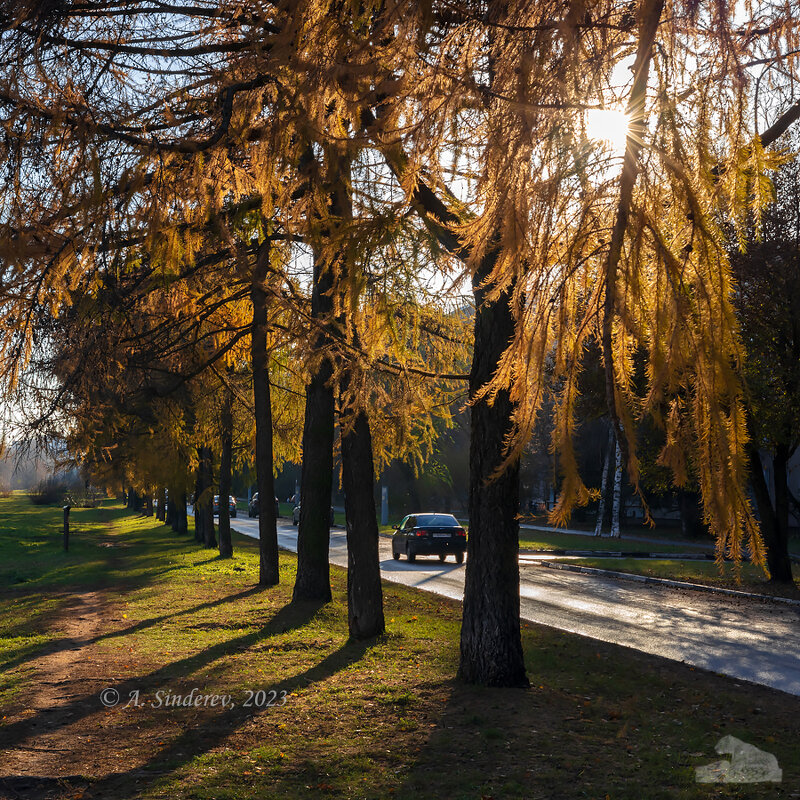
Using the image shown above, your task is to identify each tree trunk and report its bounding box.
[252,240,279,586]
[329,139,384,635]
[177,490,188,535]
[218,388,234,559]
[610,437,623,538]
[168,484,185,532]
[194,450,205,543]
[293,245,335,603]
[751,446,794,583]
[771,444,793,583]
[458,254,528,688]
[157,486,166,522]
[594,425,614,536]
[677,488,705,538]
[166,491,176,529]
[341,407,385,639]
[145,489,153,517]
[197,446,216,548]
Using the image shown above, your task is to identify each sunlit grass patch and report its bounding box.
[518,530,713,553]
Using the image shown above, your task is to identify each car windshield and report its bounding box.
[414,514,459,527]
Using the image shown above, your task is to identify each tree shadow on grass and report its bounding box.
[0,598,332,753]
[0,585,264,675]
[393,679,545,800]
[0,602,376,800]
[90,635,375,800]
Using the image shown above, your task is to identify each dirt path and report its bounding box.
[0,589,121,799]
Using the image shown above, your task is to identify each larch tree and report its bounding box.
[362,0,800,682]
[733,148,800,583]
[3,0,800,681]
[0,0,462,634]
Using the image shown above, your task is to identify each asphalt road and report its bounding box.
[229,515,800,697]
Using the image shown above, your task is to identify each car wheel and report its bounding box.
[438,553,447,563]
[456,551,464,564]
[231,511,237,518]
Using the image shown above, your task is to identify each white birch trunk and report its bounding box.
[594,426,614,536]
[610,437,623,538]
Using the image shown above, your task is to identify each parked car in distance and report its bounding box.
[248,493,258,517]
[248,492,280,518]
[213,495,237,518]
[391,513,466,563]
[292,502,335,526]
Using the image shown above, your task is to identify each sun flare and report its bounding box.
[585,108,629,155]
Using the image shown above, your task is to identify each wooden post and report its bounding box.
[62,505,71,551]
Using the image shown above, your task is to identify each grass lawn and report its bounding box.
[517,530,714,554]
[0,494,798,798]
[556,557,800,599]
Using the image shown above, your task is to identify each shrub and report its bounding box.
[64,486,104,508]
[29,477,68,505]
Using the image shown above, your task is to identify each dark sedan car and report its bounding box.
[248,492,280,518]
[213,495,237,518]
[391,513,466,563]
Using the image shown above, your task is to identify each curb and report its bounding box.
[530,560,800,607]
[520,548,714,560]
[520,548,800,565]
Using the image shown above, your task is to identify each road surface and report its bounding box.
[229,515,800,696]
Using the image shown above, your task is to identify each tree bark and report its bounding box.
[177,490,188,535]
[340,406,385,639]
[677,488,705,538]
[458,253,528,688]
[218,388,234,559]
[166,491,176,529]
[373,46,527,685]
[594,425,614,536]
[293,245,335,603]
[145,489,153,517]
[771,444,793,582]
[329,140,384,636]
[203,447,217,548]
[157,485,166,522]
[610,437,623,538]
[196,446,216,548]
[194,450,205,543]
[252,240,279,585]
[751,446,794,583]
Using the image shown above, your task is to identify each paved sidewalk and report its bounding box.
[525,558,800,607]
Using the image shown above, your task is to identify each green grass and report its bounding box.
[1,496,799,799]
[518,529,714,553]
[558,556,800,596]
